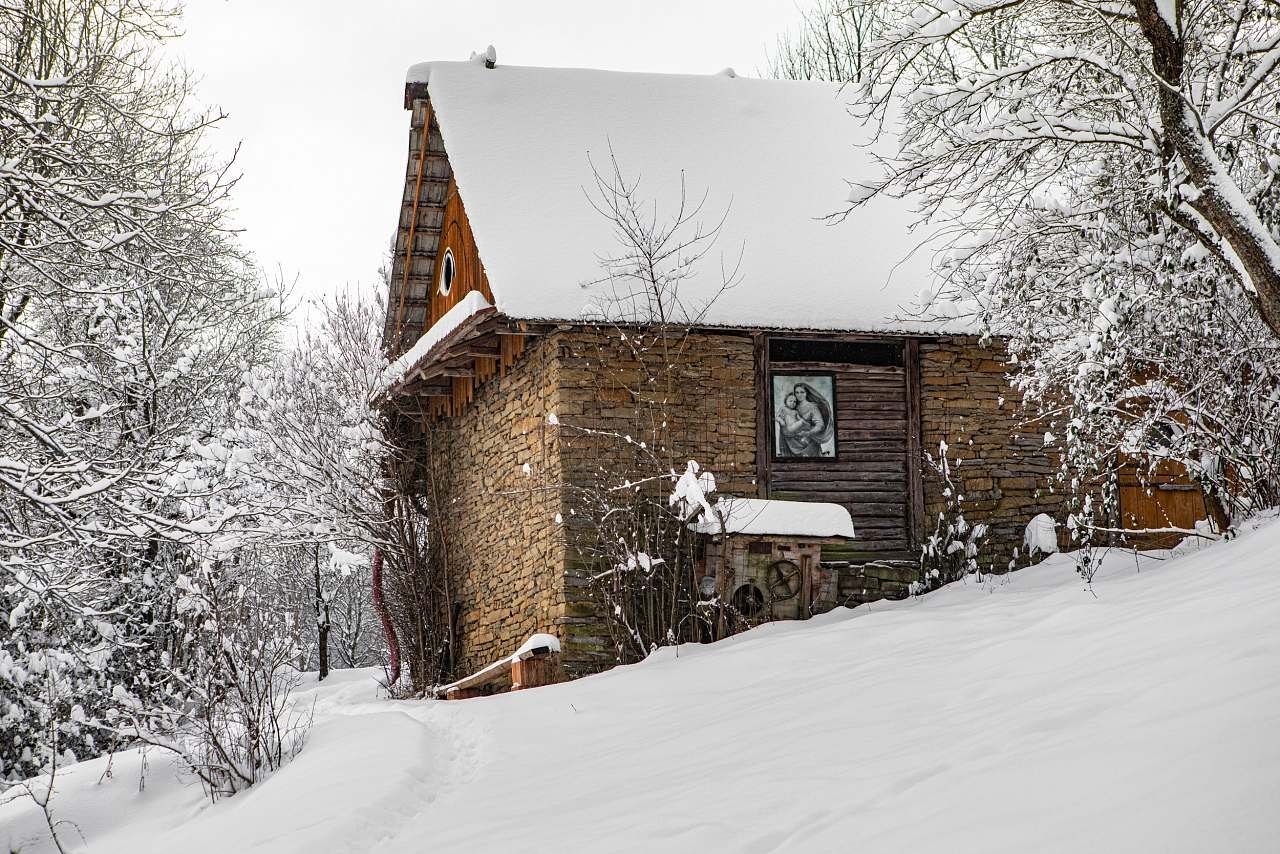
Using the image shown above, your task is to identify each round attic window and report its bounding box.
[439,249,456,295]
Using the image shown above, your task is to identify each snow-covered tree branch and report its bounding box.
[0,0,285,786]
[830,0,1280,518]
[846,0,1280,334]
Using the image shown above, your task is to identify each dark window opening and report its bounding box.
[769,337,903,367]
[439,248,456,295]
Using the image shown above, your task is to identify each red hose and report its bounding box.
[371,548,401,686]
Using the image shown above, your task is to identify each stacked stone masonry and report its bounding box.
[413,329,1064,681]
[417,334,568,678]
[919,336,1066,573]
[553,329,758,675]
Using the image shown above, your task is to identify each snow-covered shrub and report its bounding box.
[121,555,310,800]
[1023,514,1060,560]
[915,440,990,594]
[570,457,723,661]
[831,0,1280,527]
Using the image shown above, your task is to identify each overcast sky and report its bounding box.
[173,0,805,322]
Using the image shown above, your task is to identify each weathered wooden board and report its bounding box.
[426,175,494,333]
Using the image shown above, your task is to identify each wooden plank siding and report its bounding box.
[386,96,453,356]
[384,95,524,421]
[764,347,917,562]
[425,175,494,332]
[1116,458,1215,548]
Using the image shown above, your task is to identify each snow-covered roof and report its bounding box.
[404,61,959,334]
[692,497,855,539]
[376,290,492,396]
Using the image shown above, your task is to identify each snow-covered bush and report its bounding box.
[572,456,722,661]
[1023,514,1060,560]
[121,554,310,800]
[915,440,990,594]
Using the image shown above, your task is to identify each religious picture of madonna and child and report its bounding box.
[772,374,837,459]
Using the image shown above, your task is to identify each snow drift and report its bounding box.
[3,516,1279,853]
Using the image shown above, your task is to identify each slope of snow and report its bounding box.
[407,62,957,334]
[5,516,1280,853]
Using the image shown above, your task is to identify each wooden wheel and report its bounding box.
[766,559,802,600]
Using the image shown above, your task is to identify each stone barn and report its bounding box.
[378,59,1209,681]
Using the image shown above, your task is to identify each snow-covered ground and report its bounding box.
[4,516,1280,853]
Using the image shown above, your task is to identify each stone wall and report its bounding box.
[419,333,568,677]
[919,336,1066,572]
[413,330,1064,683]
[551,328,759,675]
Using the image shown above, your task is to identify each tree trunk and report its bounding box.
[314,545,329,681]
[1133,0,1280,337]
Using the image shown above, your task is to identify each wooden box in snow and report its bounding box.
[694,498,854,623]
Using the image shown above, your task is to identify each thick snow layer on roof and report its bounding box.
[376,290,491,395]
[407,62,962,334]
[692,496,855,538]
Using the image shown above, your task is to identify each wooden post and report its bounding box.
[511,652,561,691]
[754,332,770,498]
[904,337,925,548]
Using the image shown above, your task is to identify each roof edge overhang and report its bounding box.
[465,315,980,340]
[382,310,986,402]
[405,80,429,110]
[382,304,502,399]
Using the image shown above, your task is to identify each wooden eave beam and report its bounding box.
[459,342,500,358]
[484,317,960,342]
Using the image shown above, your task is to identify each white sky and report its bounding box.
[173,0,805,324]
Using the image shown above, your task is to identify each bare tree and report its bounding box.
[765,0,887,82]
[231,292,401,682]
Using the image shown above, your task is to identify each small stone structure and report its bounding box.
[694,498,854,623]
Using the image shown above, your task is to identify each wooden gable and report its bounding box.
[385,88,526,419]
[385,86,497,355]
